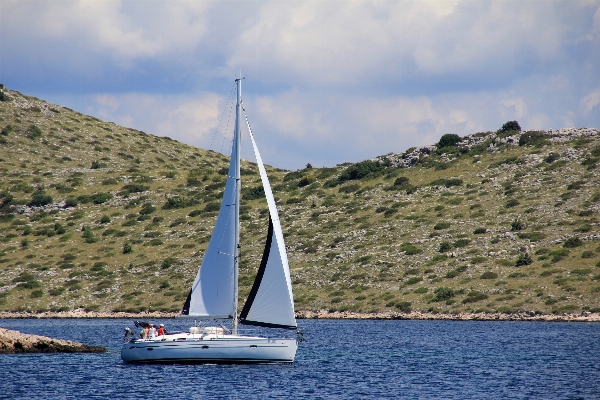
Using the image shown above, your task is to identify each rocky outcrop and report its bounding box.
[0,327,107,354]
[375,127,599,168]
[296,310,600,322]
[0,309,178,319]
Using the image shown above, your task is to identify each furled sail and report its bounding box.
[182,134,239,318]
[239,118,297,329]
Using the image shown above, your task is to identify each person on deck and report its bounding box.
[157,324,165,336]
[143,325,150,339]
[149,324,156,339]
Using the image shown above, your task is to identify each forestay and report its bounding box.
[239,117,297,329]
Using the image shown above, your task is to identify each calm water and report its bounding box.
[0,319,598,399]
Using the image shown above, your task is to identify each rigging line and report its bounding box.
[208,82,236,154]
[220,104,234,155]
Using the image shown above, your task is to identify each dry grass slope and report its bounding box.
[1,86,600,317]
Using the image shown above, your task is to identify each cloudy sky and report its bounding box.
[1,1,599,170]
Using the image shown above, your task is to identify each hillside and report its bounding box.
[0,85,599,318]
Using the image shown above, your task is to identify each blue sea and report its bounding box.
[0,319,598,399]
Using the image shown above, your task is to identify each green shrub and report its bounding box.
[122,219,137,227]
[100,215,111,224]
[338,160,383,182]
[159,280,170,289]
[400,243,422,255]
[0,213,14,223]
[480,271,498,279]
[29,190,53,207]
[17,280,42,289]
[453,239,470,248]
[102,178,119,185]
[430,178,463,188]
[439,241,452,252]
[395,301,412,313]
[551,305,579,314]
[563,237,582,248]
[432,287,455,302]
[384,208,398,217]
[30,290,44,298]
[544,153,560,163]
[242,186,265,200]
[204,202,220,212]
[394,177,410,187]
[445,270,460,279]
[323,179,340,188]
[139,203,156,215]
[89,193,113,204]
[437,134,462,148]
[188,210,203,217]
[123,242,132,254]
[1,125,13,136]
[162,196,190,209]
[122,183,150,193]
[517,232,547,242]
[511,219,524,231]
[581,251,595,259]
[462,291,488,304]
[27,124,42,139]
[473,228,487,234]
[506,199,520,208]
[65,197,78,208]
[445,265,468,279]
[434,222,451,230]
[499,120,521,134]
[91,160,103,169]
[570,268,591,276]
[515,253,533,267]
[567,180,585,191]
[298,175,316,187]
[49,287,65,296]
[339,184,360,193]
[550,249,570,263]
[519,131,547,147]
[414,287,428,294]
[545,298,559,305]
[404,276,422,285]
[489,156,523,169]
[161,257,177,269]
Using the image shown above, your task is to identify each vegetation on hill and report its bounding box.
[0,85,599,317]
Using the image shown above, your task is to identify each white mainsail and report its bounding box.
[239,116,296,329]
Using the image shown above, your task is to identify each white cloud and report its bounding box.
[227,1,592,85]
[86,92,224,147]
[2,0,599,169]
[581,87,600,115]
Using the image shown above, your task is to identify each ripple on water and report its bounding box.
[0,319,599,399]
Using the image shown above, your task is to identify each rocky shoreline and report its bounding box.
[1,310,599,322]
[0,327,107,354]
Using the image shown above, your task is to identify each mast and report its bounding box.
[232,77,242,334]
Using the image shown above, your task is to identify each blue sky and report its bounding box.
[1,1,599,170]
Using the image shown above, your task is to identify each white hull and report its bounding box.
[121,333,297,364]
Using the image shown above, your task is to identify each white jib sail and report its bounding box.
[185,136,239,318]
[241,118,296,329]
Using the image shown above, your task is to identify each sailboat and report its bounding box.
[121,78,299,363]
